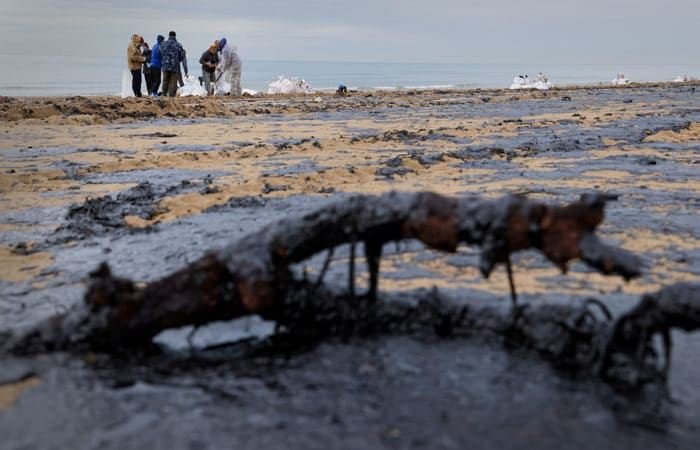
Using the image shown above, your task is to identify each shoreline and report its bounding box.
[2,80,698,125]
[2,78,698,101]
[2,81,697,289]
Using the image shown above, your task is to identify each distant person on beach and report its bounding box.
[199,43,219,96]
[159,31,188,97]
[216,37,242,96]
[127,34,146,97]
[141,41,154,96]
[150,35,165,96]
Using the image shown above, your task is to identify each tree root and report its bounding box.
[8,191,695,390]
[598,282,700,386]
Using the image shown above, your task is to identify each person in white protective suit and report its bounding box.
[216,37,242,96]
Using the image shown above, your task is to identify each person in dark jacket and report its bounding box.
[150,35,165,96]
[159,31,188,97]
[142,42,154,95]
[199,43,219,95]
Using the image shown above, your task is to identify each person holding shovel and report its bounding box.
[199,43,219,96]
[216,37,242,96]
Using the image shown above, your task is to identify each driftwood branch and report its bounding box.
[7,191,642,351]
[4,191,699,389]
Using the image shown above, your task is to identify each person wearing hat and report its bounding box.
[199,43,220,96]
[149,35,165,96]
[127,34,146,97]
[158,30,188,97]
[141,41,155,96]
[216,37,243,96]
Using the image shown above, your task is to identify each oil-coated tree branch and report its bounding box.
[6,191,700,388]
[8,191,642,351]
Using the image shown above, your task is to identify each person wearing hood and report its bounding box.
[141,41,154,96]
[216,37,242,96]
[150,34,165,96]
[158,31,188,97]
[127,34,146,97]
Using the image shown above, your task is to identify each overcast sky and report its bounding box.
[1,0,697,64]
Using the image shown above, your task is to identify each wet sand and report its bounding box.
[1,83,699,449]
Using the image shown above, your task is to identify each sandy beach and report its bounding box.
[2,83,698,291]
[1,83,699,448]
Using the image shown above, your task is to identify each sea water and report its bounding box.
[1,53,698,96]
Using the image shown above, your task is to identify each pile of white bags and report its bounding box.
[267,75,313,94]
[177,74,207,97]
[673,74,692,82]
[611,73,630,85]
[509,73,552,90]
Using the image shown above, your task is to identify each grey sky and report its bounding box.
[1,0,697,64]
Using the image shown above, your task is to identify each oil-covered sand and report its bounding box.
[1,84,699,449]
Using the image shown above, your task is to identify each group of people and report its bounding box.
[127,31,242,98]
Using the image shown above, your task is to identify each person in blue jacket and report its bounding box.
[150,35,165,97]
